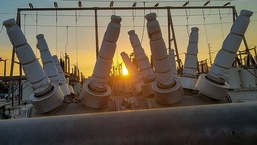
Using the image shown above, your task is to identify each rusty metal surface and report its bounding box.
[0,102,257,145]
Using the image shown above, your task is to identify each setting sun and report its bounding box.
[122,66,129,76]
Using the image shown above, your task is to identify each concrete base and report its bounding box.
[152,76,184,104]
[80,79,111,109]
[195,74,230,100]
[180,77,197,90]
[30,83,64,113]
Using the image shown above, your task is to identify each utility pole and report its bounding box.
[0,58,7,77]
[208,43,212,65]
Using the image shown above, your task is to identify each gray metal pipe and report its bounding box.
[1,102,257,145]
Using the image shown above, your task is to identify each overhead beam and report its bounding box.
[18,6,235,12]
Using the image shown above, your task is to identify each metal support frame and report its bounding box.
[94,9,99,58]
[10,5,237,103]
[0,58,7,77]
[167,8,181,70]
[5,10,23,105]
[16,6,236,64]
[16,6,236,70]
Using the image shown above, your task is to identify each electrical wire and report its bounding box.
[19,10,249,18]
[185,8,190,37]
[156,0,161,16]
[219,0,231,18]
[76,8,82,21]
[112,0,116,15]
[140,1,146,43]
[185,0,191,37]
[16,3,254,55]
[35,11,38,57]
[29,10,37,22]
[55,10,58,55]
[218,9,225,39]
[64,26,69,53]
[23,20,241,28]
[202,6,213,65]
[221,7,232,18]
[202,8,210,46]
[132,8,135,30]
[75,11,79,68]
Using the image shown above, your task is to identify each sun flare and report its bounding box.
[122,66,129,76]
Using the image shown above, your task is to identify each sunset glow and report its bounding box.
[122,66,129,76]
[0,1,256,77]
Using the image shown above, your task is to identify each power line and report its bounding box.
[64,26,69,53]
[24,20,245,28]
[140,2,146,43]
[218,9,225,39]
[18,11,257,19]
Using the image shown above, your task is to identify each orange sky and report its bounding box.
[0,0,256,77]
